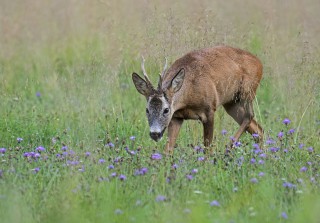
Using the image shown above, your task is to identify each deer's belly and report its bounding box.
[173,109,208,123]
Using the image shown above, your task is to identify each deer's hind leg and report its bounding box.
[247,119,263,141]
[223,99,262,143]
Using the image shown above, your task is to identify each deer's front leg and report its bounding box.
[165,117,184,155]
[203,112,214,147]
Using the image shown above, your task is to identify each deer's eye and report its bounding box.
[146,108,149,114]
[163,108,169,115]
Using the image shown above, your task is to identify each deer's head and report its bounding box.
[132,57,185,142]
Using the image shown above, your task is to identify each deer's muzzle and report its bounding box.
[149,128,166,142]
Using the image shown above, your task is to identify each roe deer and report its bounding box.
[132,46,263,154]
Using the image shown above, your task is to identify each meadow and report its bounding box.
[0,0,319,222]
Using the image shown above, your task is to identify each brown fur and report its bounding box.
[133,45,263,154]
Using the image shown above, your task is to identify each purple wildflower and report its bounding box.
[198,156,205,161]
[34,167,40,173]
[194,145,204,153]
[23,152,33,158]
[221,129,228,135]
[259,153,267,158]
[0,148,6,154]
[110,172,117,177]
[288,129,295,134]
[282,118,291,125]
[283,182,291,188]
[252,133,259,138]
[281,212,288,219]
[210,200,220,207]
[70,160,80,166]
[119,174,126,181]
[283,182,296,189]
[151,153,162,160]
[156,195,166,202]
[108,164,114,169]
[124,147,136,156]
[253,148,261,154]
[36,92,41,97]
[299,143,304,149]
[191,169,198,174]
[61,146,68,151]
[234,141,242,147]
[135,167,148,176]
[310,177,316,183]
[266,138,276,145]
[107,142,114,148]
[129,136,136,141]
[172,164,179,169]
[67,160,79,165]
[186,175,193,180]
[34,153,41,158]
[253,143,260,149]
[140,167,148,174]
[99,159,106,164]
[307,162,312,166]
[277,131,284,138]
[307,147,313,152]
[134,170,141,176]
[17,138,23,143]
[250,158,256,164]
[258,172,265,177]
[85,152,91,157]
[114,157,121,163]
[36,146,45,152]
[300,166,307,172]
[269,147,279,153]
[79,165,85,172]
[250,178,258,184]
[283,148,288,153]
[73,161,80,165]
[258,159,265,165]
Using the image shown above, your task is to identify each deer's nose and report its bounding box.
[150,131,162,142]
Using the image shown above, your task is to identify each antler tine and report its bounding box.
[141,56,152,85]
[161,57,168,77]
[158,57,168,90]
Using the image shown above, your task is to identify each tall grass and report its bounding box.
[0,0,319,222]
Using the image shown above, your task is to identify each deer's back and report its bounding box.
[163,46,263,108]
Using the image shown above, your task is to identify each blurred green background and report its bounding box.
[0,1,319,222]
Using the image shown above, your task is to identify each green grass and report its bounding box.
[0,1,319,222]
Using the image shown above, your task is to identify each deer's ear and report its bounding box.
[132,73,152,97]
[169,68,185,93]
